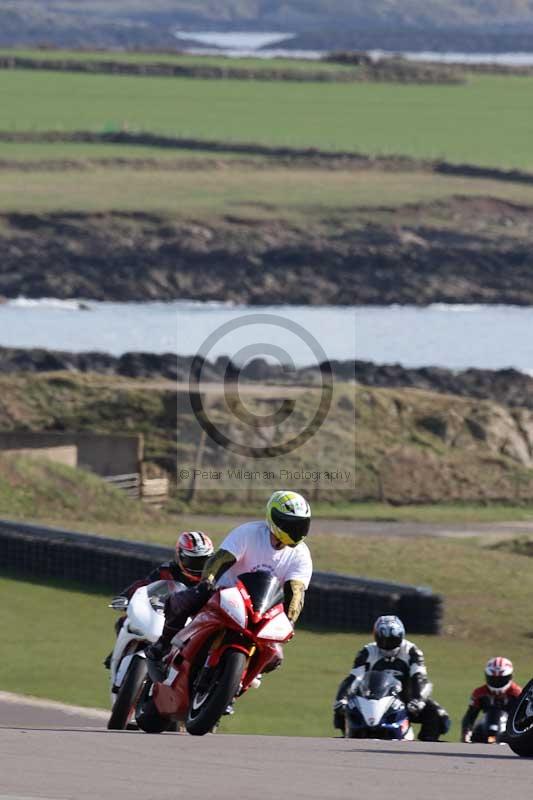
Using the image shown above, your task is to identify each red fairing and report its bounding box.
[153,606,224,717]
[151,580,294,721]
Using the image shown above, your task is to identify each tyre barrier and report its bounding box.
[0,519,442,633]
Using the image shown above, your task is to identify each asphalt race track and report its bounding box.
[0,696,531,800]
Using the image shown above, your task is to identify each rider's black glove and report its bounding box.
[197,578,216,602]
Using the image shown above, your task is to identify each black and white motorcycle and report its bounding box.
[107,580,185,730]
[343,671,415,740]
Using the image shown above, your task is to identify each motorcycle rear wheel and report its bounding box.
[186,650,246,736]
[108,656,147,731]
[506,678,533,757]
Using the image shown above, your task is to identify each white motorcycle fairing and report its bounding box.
[109,583,168,701]
[357,696,395,728]
[114,652,146,690]
[354,695,414,740]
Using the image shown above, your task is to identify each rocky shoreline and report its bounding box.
[2,199,533,305]
[1,347,532,410]
[355,361,533,410]
[0,346,356,384]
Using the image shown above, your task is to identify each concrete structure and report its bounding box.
[1,444,77,467]
[0,431,143,477]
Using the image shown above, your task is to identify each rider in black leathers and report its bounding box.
[333,615,450,741]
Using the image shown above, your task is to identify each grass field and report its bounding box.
[1,165,533,215]
[2,69,533,169]
[3,532,533,738]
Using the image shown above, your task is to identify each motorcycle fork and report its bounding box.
[193,631,227,695]
[237,645,257,696]
[194,635,256,696]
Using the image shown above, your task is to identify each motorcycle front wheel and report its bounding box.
[108,656,148,730]
[186,650,246,736]
[506,678,533,757]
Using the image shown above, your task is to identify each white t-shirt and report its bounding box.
[216,520,313,590]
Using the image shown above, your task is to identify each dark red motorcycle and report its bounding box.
[135,570,294,736]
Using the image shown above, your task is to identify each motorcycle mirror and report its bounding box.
[109,597,129,610]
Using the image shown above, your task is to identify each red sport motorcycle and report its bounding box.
[135,570,294,736]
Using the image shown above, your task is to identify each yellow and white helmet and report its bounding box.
[266,490,311,547]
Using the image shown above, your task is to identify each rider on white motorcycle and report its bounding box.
[104,531,214,668]
[146,491,313,689]
[333,615,450,741]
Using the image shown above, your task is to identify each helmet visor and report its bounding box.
[377,634,403,651]
[486,674,511,690]
[179,553,208,578]
[271,508,310,545]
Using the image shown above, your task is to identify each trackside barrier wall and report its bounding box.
[0,520,442,633]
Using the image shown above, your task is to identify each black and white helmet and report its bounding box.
[373,615,405,656]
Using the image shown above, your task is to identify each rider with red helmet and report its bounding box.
[104,531,214,668]
[461,657,522,742]
[120,531,215,597]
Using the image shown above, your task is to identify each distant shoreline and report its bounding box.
[1,347,533,410]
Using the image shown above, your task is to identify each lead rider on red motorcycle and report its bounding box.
[146,490,313,686]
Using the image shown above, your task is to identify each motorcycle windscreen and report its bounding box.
[237,571,284,615]
[357,670,401,700]
[146,580,187,612]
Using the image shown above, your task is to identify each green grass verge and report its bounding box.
[3,532,533,738]
[2,70,533,169]
[1,165,533,215]
[0,453,150,524]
